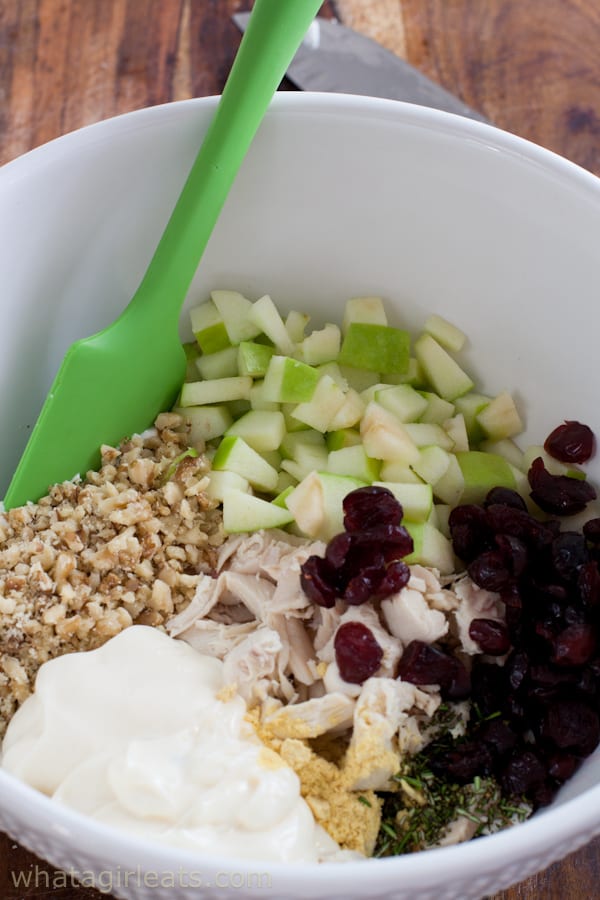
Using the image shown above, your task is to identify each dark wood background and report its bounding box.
[1,1,600,898]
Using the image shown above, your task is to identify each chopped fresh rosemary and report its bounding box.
[374,704,532,857]
[358,795,372,808]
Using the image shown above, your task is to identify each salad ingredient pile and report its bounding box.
[1,289,600,863]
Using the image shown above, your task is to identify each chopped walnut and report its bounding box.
[0,413,225,735]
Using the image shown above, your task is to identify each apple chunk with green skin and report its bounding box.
[212,436,279,493]
[174,405,232,443]
[455,450,518,504]
[222,489,294,532]
[404,522,456,574]
[338,323,411,374]
[210,290,262,344]
[414,333,474,401]
[286,471,366,541]
[225,409,286,453]
[262,355,320,403]
[237,341,275,377]
[180,376,252,406]
[360,401,420,464]
[373,481,433,522]
[189,300,231,354]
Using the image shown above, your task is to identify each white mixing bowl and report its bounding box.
[1,93,600,899]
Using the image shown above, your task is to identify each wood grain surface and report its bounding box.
[1,2,600,898]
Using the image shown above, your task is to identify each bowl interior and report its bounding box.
[1,93,600,896]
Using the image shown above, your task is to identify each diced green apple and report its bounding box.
[476,390,523,440]
[291,375,347,432]
[189,300,231,354]
[180,376,252,406]
[424,313,467,352]
[360,383,397,405]
[418,392,456,425]
[285,310,311,343]
[225,409,286,452]
[272,484,295,509]
[411,445,451,485]
[296,323,341,365]
[380,459,425,484]
[183,342,201,381]
[247,294,295,356]
[316,362,348,389]
[480,437,525,470]
[342,296,387,332]
[222,488,294,532]
[338,364,381,392]
[414,333,474,401]
[237,341,275,378]
[326,428,362,451]
[327,445,380,483]
[248,380,280,412]
[280,442,329,482]
[431,452,465,506]
[360,401,421,464]
[211,290,262,344]
[404,422,455,451]
[404,522,456,574]
[195,346,239,380]
[205,470,250,501]
[327,388,365,430]
[375,384,428,422]
[373,481,433,523]
[443,414,470,452]
[262,355,320,403]
[454,393,491,444]
[286,471,366,541]
[385,357,425,387]
[212,436,279,493]
[338,323,411,374]
[455,450,517,504]
[280,428,326,458]
[174,405,233,444]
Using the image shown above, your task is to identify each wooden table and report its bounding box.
[1,2,599,898]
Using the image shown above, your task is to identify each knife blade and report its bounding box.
[232,13,488,124]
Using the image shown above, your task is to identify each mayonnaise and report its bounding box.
[1,626,347,862]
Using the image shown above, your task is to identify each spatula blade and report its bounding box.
[3,325,185,509]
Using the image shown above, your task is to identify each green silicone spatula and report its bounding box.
[3,0,323,510]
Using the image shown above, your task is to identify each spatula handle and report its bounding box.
[124,0,324,328]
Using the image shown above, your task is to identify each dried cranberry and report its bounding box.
[528,457,596,516]
[506,650,530,691]
[500,749,547,797]
[540,699,600,755]
[429,741,494,783]
[578,561,600,608]
[370,559,411,601]
[547,751,580,783]
[485,503,553,549]
[467,550,512,592]
[343,568,384,605]
[448,504,492,561]
[544,420,595,464]
[551,532,589,581]
[343,485,402,531]
[354,523,414,556]
[478,718,518,759]
[551,623,596,667]
[583,518,600,544]
[334,621,384,684]
[484,487,527,511]
[495,533,528,577]
[300,555,337,607]
[469,618,511,655]
[325,532,354,569]
[397,640,470,699]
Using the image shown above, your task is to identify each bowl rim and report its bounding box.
[1,90,600,885]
